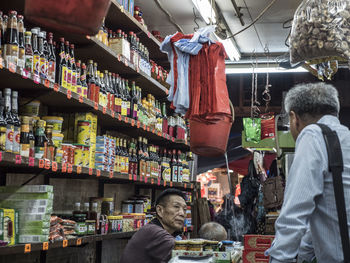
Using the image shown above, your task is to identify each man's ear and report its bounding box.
[156,204,164,219]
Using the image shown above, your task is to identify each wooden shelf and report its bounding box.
[0,231,136,256]
[0,66,189,150]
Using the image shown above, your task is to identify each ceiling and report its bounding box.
[135,0,303,60]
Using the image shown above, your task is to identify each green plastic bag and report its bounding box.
[243,118,261,143]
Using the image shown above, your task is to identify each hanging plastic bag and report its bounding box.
[290,0,350,64]
[260,113,275,140]
[243,118,261,143]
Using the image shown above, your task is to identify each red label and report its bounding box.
[139,176,143,182]
[62,240,68,248]
[157,179,161,186]
[170,182,173,187]
[77,166,82,174]
[137,121,140,128]
[103,107,106,114]
[172,138,175,142]
[151,179,154,184]
[15,155,21,164]
[67,164,73,173]
[144,177,148,183]
[24,244,31,253]
[8,62,16,73]
[143,125,146,130]
[118,115,122,121]
[52,161,57,172]
[89,168,93,175]
[54,83,59,92]
[165,89,169,95]
[163,181,167,187]
[147,31,151,38]
[94,102,98,110]
[39,159,45,168]
[147,127,150,132]
[7,130,13,142]
[28,157,34,167]
[62,162,67,172]
[133,174,137,181]
[67,90,72,99]
[131,119,135,126]
[111,111,115,118]
[33,73,40,84]
[45,159,51,170]
[79,95,83,103]
[184,183,187,189]
[109,171,113,178]
[191,184,194,189]
[0,152,2,162]
[44,79,50,88]
[152,129,155,134]
[97,170,101,177]
[129,174,132,180]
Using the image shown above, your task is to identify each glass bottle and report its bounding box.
[171,149,178,182]
[108,72,115,111]
[0,91,6,151]
[70,44,77,93]
[56,38,67,87]
[86,60,96,101]
[31,28,40,75]
[115,137,120,173]
[4,88,14,153]
[115,74,122,114]
[41,31,49,79]
[81,63,88,98]
[34,120,47,159]
[3,11,18,68]
[24,31,33,76]
[177,150,183,182]
[44,124,55,161]
[47,32,56,83]
[28,118,35,158]
[38,31,47,79]
[20,116,30,157]
[17,15,25,71]
[65,41,72,90]
[11,91,20,154]
[0,11,3,59]
[124,139,129,175]
[93,62,100,104]
[76,60,82,95]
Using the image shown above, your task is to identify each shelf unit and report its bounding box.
[0,1,196,262]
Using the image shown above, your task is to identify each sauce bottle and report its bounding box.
[31,28,40,75]
[38,31,46,79]
[80,62,88,98]
[86,60,95,101]
[73,202,82,216]
[24,31,33,76]
[44,124,55,161]
[47,32,56,83]
[76,60,82,95]
[4,88,14,153]
[3,11,18,68]
[65,41,72,90]
[171,149,178,182]
[17,15,25,71]
[20,116,30,157]
[56,38,67,87]
[70,44,77,93]
[28,118,35,158]
[93,62,100,104]
[11,91,20,154]
[34,120,47,159]
[0,91,7,151]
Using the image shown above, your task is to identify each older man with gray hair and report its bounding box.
[199,222,227,241]
[266,83,350,263]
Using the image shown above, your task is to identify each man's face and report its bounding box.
[289,111,300,141]
[157,195,187,233]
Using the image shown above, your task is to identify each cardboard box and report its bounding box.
[0,185,53,193]
[109,38,130,61]
[0,208,19,245]
[128,0,134,16]
[243,250,269,263]
[244,235,274,251]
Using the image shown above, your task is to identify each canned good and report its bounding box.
[82,146,90,167]
[52,133,64,148]
[77,120,91,146]
[74,144,84,166]
[42,116,64,133]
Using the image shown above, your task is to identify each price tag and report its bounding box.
[131,119,135,126]
[86,35,91,40]
[124,117,128,124]
[77,166,82,174]
[33,73,40,84]
[67,164,73,173]
[52,161,58,172]
[8,62,16,73]
[184,183,187,189]
[15,155,22,164]
[89,168,93,175]
[191,184,194,189]
[111,111,115,118]
[0,58,3,69]
[103,107,106,114]
[170,182,173,187]
[163,181,167,187]
[63,240,68,248]
[24,244,31,253]
[137,121,140,128]
[97,169,101,177]
[45,159,51,170]
[62,162,67,173]
[136,67,139,73]
[151,179,154,185]
[172,138,175,142]
[76,238,82,246]
[94,102,98,110]
[129,174,132,180]
[167,135,170,140]
[28,157,35,167]
[118,114,122,121]
[79,95,84,103]
[144,177,148,183]
[157,179,161,186]
[147,127,150,132]
[43,242,49,251]
[54,83,59,92]
[39,159,45,168]
[44,79,50,88]
[158,132,161,137]
[109,171,113,178]
[139,176,143,182]
[120,6,124,13]
[117,54,121,62]
[147,31,151,38]
[67,90,72,99]
[133,174,137,181]
[22,69,29,79]
[165,89,169,95]
[152,129,155,134]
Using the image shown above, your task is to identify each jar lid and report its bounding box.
[102,198,114,202]
[74,214,86,218]
[222,240,234,245]
[122,200,133,204]
[42,116,64,121]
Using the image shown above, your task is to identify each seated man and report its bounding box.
[198,222,228,241]
[120,189,187,263]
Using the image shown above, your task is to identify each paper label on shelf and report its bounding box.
[76,238,82,246]
[52,161,57,172]
[24,244,31,253]
[62,162,67,173]
[15,155,22,164]
[67,90,72,99]
[191,184,194,189]
[165,89,169,95]
[103,107,106,114]
[184,183,187,189]
[158,179,161,186]
[144,177,148,183]
[39,159,45,168]
[63,240,68,248]
[8,62,16,73]
[89,168,93,175]
[45,159,51,170]
[28,157,34,167]
[170,182,173,187]
[118,114,122,121]
[97,169,101,177]
[120,6,124,13]
[67,164,73,173]
[33,73,40,84]
[43,242,49,250]
[109,171,113,178]
[22,69,29,79]
[172,138,175,142]
[147,31,151,38]
[131,119,135,126]
[129,174,132,180]
[151,179,154,184]
[54,83,59,92]
[147,127,150,132]
[77,166,82,174]
[137,121,140,128]
[111,111,115,118]
[0,58,3,69]
[79,95,84,103]
[94,102,98,110]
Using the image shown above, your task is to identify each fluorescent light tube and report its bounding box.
[192,0,216,24]
[225,67,308,74]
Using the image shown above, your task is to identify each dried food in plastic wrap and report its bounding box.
[243,118,261,143]
[260,113,275,140]
[290,0,350,64]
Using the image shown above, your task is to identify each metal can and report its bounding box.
[77,120,91,146]
[82,146,90,168]
[74,144,84,166]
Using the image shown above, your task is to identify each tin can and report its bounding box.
[61,143,70,164]
[82,145,90,168]
[77,120,91,146]
[74,144,84,166]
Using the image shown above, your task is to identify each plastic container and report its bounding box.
[122,200,134,214]
[101,198,114,216]
[133,200,144,214]
[20,100,40,117]
[52,133,64,148]
[42,116,64,133]
[24,0,111,35]
[77,120,91,146]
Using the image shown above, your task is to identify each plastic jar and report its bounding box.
[74,214,87,236]
[21,100,40,117]
[101,198,114,216]
[221,240,234,252]
[77,120,91,146]
[42,116,64,133]
[122,200,134,214]
[188,239,205,251]
[134,200,144,214]
[52,133,64,148]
